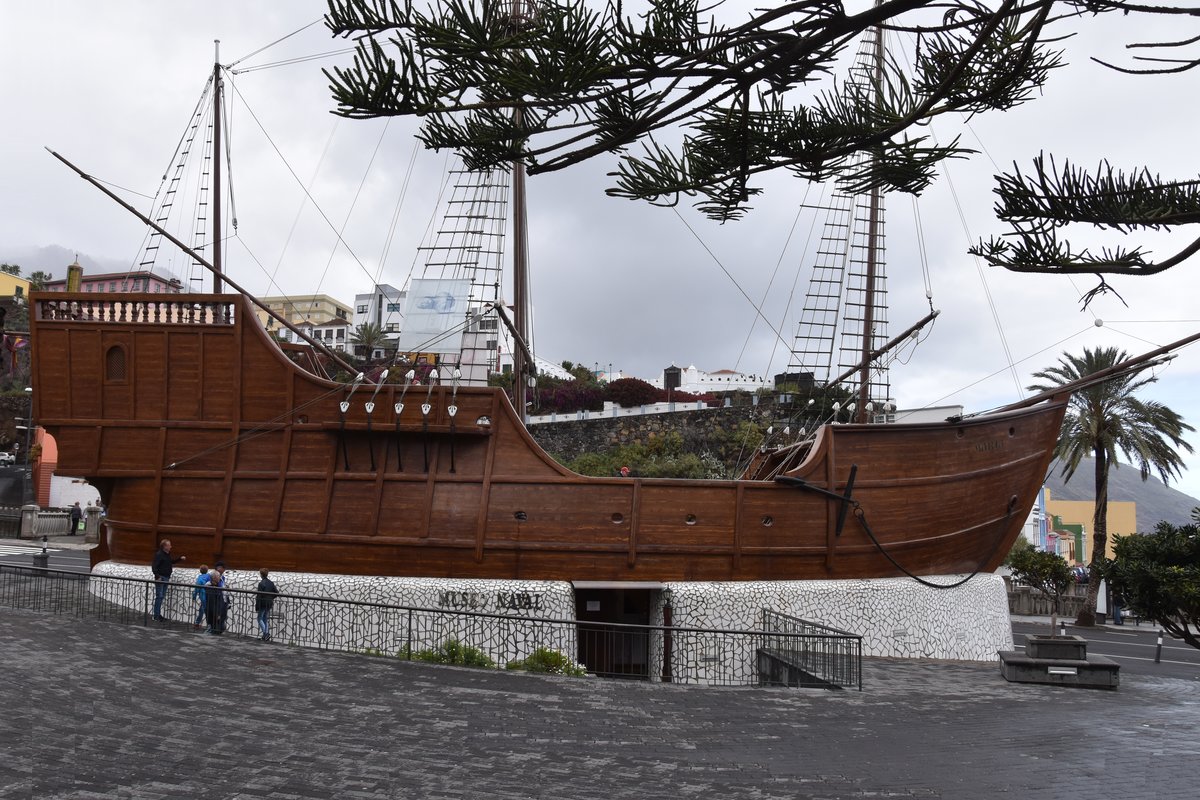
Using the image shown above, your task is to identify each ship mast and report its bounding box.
[509,0,533,421]
[212,40,225,294]
[855,20,884,424]
[511,118,530,421]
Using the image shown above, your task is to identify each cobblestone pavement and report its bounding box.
[1,608,1197,799]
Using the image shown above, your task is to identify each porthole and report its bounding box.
[956,428,965,439]
[761,516,774,527]
[611,513,624,524]
[514,511,527,521]
[685,514,697,526]
[1008,427,1016,437]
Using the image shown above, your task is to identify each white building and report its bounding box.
[652,364,771,394]
[353,283,406,348]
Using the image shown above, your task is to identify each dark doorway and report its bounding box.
[574,585,656,679]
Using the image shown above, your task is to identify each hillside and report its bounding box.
[1044,457,1199,530]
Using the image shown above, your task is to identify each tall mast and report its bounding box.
[509,1,531,421]
[212,40,224,293]
[855,22,884,424]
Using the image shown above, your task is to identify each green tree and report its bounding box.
[0,264,20,277]
[1028,347,1194,626]
[1009,547,1074,635]
[27,271,51,291]
[324,1,1200,291]
[350,322,390,361]
[1109,522,1200,650]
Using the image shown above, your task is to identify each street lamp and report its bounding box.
[19,387,32,505]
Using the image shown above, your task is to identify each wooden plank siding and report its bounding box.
[29,293,1067,582]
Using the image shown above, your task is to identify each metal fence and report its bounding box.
[0,564,862,689]
[759,609,863,690]
[0,507,20,539]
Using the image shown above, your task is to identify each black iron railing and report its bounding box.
[759,609,863,690]
[0,565,862,689]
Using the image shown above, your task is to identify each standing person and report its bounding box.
[205,563,227,634]
[151,539,186,622]
[255,568,279,641]
[192,566,211,629]
[68,502,82,536]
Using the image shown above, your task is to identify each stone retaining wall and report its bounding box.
[528,404,770,463]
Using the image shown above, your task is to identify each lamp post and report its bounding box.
[20,386,32,506]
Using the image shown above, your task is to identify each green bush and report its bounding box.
[405,638,496,668]
[506,647,588,677]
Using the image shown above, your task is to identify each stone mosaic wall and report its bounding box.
[656,575,1015,661]
[92,563,579,667]
[93,563,1012,682]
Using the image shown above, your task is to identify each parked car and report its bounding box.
[0,452,15,465]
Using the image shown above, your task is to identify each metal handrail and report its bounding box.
[0,564,862,689]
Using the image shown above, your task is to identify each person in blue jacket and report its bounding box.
[192,566,211,629]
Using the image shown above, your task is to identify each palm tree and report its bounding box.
[350,322,390,363]
[1029,346,1194,626]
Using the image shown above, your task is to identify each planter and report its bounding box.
[1026,635,1088,661]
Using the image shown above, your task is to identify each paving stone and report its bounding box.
[0,607,1196,798]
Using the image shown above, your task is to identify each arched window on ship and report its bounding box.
[105,345,127,382]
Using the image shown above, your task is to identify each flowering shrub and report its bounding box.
[406,638,496,668]
[535,380,605,413]
[605,377,661,407]
[506,647,588,677]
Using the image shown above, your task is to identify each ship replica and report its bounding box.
[37,21,1179,588]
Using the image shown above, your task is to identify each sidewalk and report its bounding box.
[1,606,1196,799]
[6,533,96,551]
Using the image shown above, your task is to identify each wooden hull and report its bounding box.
[31,293,1067,582]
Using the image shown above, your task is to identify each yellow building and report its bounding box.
[0,272,32,302]
[1044,489,1137,561]
[258,294,352,328]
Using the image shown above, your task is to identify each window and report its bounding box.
[386,323,399,332]
[121,281,128,292]
[131,279,141,291]
[14,286,23,298]
[105,345,127,382]
[356,304,367,314]
[336,309,347,319]
[336,329,345,340]
[109,282,117,292]
[386,303,401,312]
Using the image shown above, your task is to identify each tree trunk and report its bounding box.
[1076,447,1109,626]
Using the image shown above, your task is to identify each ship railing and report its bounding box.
[0,564,861,690]
[34,296,236,326]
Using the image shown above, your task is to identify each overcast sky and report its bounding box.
[4,1,1200,505]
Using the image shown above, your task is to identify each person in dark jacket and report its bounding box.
[68,502,82,536]
[255,568,279,641]
[151,539,186,621]
[205,563,228,634]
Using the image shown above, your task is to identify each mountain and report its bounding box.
[0,245,128,279]
[1044,457,1199,530]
